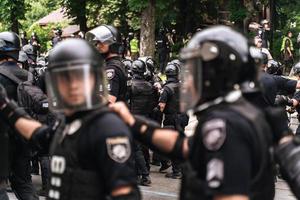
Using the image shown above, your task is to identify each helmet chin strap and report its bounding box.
[193,90,242,114]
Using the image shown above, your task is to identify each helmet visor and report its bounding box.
[86,26,115,46]
[180,58,203,112]
[46,64,107,112]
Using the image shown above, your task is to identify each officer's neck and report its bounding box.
[106,53,119,60]
[0,58,15,65]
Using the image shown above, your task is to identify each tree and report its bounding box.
[62,0,88,32]
[0,0,27,33]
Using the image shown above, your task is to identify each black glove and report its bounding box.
[275,95,293,107]
[264,107,293,143]
[0,84,29,127]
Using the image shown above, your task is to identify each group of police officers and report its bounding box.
[1,23,300,200]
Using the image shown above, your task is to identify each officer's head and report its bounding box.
[85,25,122,59]
[293,62,300,78]
[267,60,283,75]
[180,25,258,111]
[131,59,146,75]
[139,56,155,73]
[0,32,21,61]
[165,62,180,79]
[46,38,107,114]
[22,44,37,63]
[122,58,132,72]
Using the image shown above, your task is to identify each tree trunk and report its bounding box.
[78,0,87,32]
[139,0,156,57]
[10,8,19,34]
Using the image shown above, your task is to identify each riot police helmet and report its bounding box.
[122,58,132,72]
[165,63,179,77]
[0,31,21,61]
[86,25,122,55]
[180,25,258,111]
[22,44,37,62]
[267,60,283,75]
[46,38,107,112]
[294,62,300,76]
[131,59,146,75]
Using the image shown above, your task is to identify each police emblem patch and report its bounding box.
[202,119,226,151]
[106,69,115,80]
[106,137,131,163]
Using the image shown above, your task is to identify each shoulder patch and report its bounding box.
[202,119,226,151]
[106,69,115,80]
[106,137,131,163]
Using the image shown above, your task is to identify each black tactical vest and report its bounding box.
[180,99,274,200]
[48,109,109,200]
[163,81,180,115]
[130,78,155,115]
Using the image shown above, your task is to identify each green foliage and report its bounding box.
[27,22,68,52]
[228,0,247,23]
[0,0,27,32]
[20,0,60,31]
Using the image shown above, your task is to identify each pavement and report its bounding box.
[7,113,299,200]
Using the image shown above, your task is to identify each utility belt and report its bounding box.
[48,168,102,200]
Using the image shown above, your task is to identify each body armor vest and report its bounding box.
[48,109,109,200]
[130,78,155,115]
[163,81,180,115]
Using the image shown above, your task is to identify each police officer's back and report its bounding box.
[159,62,182,129]
[0,31,37,200]
[86,25,127,103]
[129,59,156,115]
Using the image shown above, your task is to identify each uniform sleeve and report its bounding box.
[106,67,120,98]
[293,91,300,102]
[93,113,136,193]
[274,76,296,94]
[159,87,170,103]
[200,118,252,196]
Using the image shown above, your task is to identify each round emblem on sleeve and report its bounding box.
[106,137,131,163]
[202,119,226,151]
[106,69,115,80]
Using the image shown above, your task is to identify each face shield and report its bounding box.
[180,42,219,112]
[46,64,107,112]
[85,26,115,46]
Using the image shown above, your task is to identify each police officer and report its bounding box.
[158,61,187,178]
[129,59,158,186]
[256,52,300,107]
[0,39,140,200]
[110,26,295,200]
[0,31,38,200]
[86,25,127,103]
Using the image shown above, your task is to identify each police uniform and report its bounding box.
[159,77,181,129]
[181,97,274,200]
[0,61,38,200]
[106,56,127,102]
[249,71,297,107]
[48,109,137,200]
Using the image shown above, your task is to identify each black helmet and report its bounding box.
[139,56,155,72]
[267,60,282,75]
[22,44,37,62]
[122,58,132,72]
[85,25,122,55]
[0,31,21,61]
[131,59,146,74]
[180,25,257,111]
[46,38,107,112]
[165,63,179,77]
[294,62,300,76]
